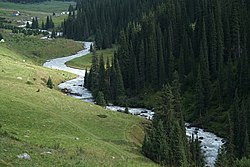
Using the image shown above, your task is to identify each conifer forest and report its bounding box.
[64,0,250,166]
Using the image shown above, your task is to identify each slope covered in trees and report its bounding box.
[84,0,250,165]
[62,0,165,49]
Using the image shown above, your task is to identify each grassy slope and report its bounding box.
[0,40,156,167]
[1,29,83,65]
[0,0,75,27]
[66,47,115,70]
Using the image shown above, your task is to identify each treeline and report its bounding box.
[84,51,126,105]
[62,0,165,49]
[26,16,54,30]
[85,0,250,165]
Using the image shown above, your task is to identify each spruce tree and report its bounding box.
[47,76,53,89]
[96,91,106,106]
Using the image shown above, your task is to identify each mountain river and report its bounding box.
[43,42,224,167]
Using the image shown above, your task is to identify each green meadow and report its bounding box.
[66,47,116,70]
[1,29,83,65]
[0,27,156,167]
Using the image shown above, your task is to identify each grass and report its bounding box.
[66,47,116,70]
[1,29,83,65]
[0,0,75,27]
[0,34,157,166]
[0,0,75,13]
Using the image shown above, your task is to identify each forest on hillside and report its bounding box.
[65,0,250,166]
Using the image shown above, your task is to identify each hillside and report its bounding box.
[0,40,156,166]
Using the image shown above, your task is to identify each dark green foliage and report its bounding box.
[45,16,54,30]
[26,22,30,29]
[90,44,93,52]
[51,29,56,38]
[124,106,129,114]
[63,0,165,45]
[80,0,250,164]
[95,91,106,106]
[0,33,3,40]
[84,69,88,88]
[142,82,195,166]
[46,76,53,89]
[84,53,126,105]
[189,134,205,167]
[33,17,39,29]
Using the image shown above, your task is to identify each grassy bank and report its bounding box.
[0,35,156,166]
[1,29,83,65]
[66,47,116,70]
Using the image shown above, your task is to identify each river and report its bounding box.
[43,42,224,167]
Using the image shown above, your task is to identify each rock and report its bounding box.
[70,92,82,96]
[17,77,23,80]
[41,151,52,155]
[17,153,31,160]
[75,137,79,140]
[215,138,218,141]
[199,137,204,140]
[61,88,72,93]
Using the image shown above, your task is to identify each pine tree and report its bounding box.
[156,24,166,88]
[90,52,99,96]
[195,65,204,119]
[51,29,56,38]
[45,16,50,30]
[41,21,45,30]
[98,54,105,92]
[47,76,53,89]
[114,58,125,104]
[31,17,35,29]
[84,69,89,88]
[231,0,241,60]
[26,21,30,28]
[96,91,106,106]
[35,17,39,29]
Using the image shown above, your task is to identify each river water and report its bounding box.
[43,42,224,167]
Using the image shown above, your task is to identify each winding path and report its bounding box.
[43,42,224,167]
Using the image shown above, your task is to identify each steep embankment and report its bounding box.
[0,44,156,166]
